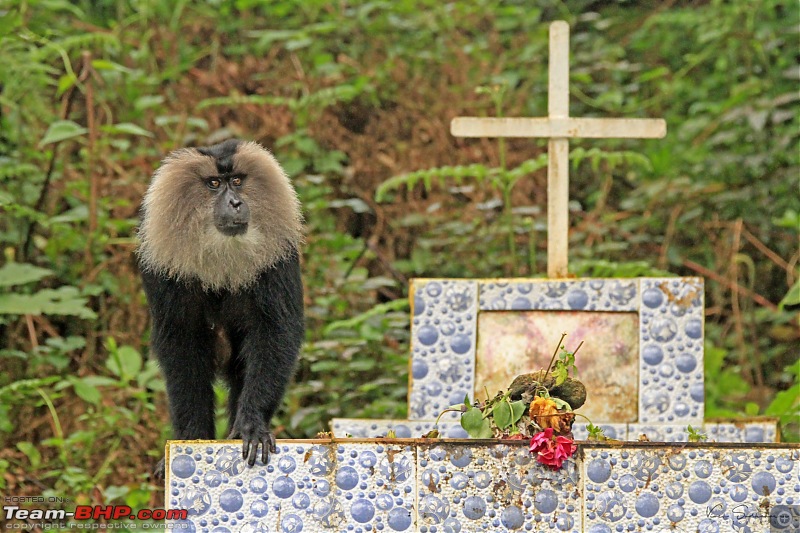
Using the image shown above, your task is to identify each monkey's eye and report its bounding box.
[230,175,245,187]
[206,178,221,190]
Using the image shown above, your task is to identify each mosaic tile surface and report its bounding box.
[478,279,639,312]
[711,421,780,444]
[331,418,468,439]
[583,445,800,533]
[166,440,416,532]
[166,441,800,532]
[416,442,581,532]
[637,278,705,424]
[571,424,628,442]
[409,280,478,421]
[333,419,780,445]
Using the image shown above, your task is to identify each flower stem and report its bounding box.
[545,332,567,377]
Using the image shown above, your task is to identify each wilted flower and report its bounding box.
[528,396,574,433]
[529,428,576,469]
[529,397,559,428]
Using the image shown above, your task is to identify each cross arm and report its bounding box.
[451,117,667,139]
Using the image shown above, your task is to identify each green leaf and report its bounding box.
[91,59,133,73]
[103,485,130,502]
[56,74,77,96]
[779,280,800,310]
[134,95,165,111]
[80,376,117,387]
[137,359,165,391]
[744,402,759,416]
[509,400,526,424]
[765,384,800,416]
[124,488,152,509]
[492,400,512,429]
[38,120,87,146]
[552,365,568,386]
[101,122,154,138]
[68,376,101,405]
[687,425,707,442]
[461,406,492,438]
[0,405,12,432]
[16,442,41,468]
[106,346,143,381]
[551,397,573,411]
[310,360,341,372]
[0,263,53,287]
[0,287,96,318]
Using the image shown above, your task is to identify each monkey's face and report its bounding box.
[208,174,250,236]
[138,140,304,291]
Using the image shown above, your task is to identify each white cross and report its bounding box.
[451,21,666,278]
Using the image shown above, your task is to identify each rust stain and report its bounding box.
[657,280,702,308]
[427,476,438,493]
[386,447,400,483]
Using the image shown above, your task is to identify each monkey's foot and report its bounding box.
[228,420,277,467]
[152,456,166,481]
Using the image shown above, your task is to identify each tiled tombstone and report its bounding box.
[335,277,779,442]
[165,440,800,532]
[409,278,705,425]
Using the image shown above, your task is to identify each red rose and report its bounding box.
[529,429,576,469]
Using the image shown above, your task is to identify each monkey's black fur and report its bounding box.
[197,138,240,174]
[140,140,304,479]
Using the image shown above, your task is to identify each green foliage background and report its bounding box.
[0,0,797,509]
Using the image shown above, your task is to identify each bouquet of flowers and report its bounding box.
[438,334,586,469]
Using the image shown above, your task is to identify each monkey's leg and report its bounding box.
[151,325,216,480]
[159,330,217,440]
[227,327,300,467]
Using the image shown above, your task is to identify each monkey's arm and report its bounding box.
[141,270,217,442]
[228,251,304,466]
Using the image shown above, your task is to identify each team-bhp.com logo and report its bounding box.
[4,505,188,525]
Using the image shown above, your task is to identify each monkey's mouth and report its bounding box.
[216,222,249,237]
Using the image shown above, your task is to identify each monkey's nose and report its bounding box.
[229,198,242,209]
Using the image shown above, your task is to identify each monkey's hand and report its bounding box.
[152,456,166,481]
[228,418,277,467]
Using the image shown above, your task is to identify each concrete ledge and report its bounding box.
[166,439,799,532]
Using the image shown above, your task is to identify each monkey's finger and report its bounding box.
[261,440,268,466]
[247,441,259,467]
[268,432,277,453]
[242,439,248,460]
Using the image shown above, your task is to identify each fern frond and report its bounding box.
[571,147,653,173]
[323,299,409,335]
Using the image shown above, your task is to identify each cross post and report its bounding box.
[451,20,666,278]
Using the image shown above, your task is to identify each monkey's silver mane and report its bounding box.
[136,142,304,292]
